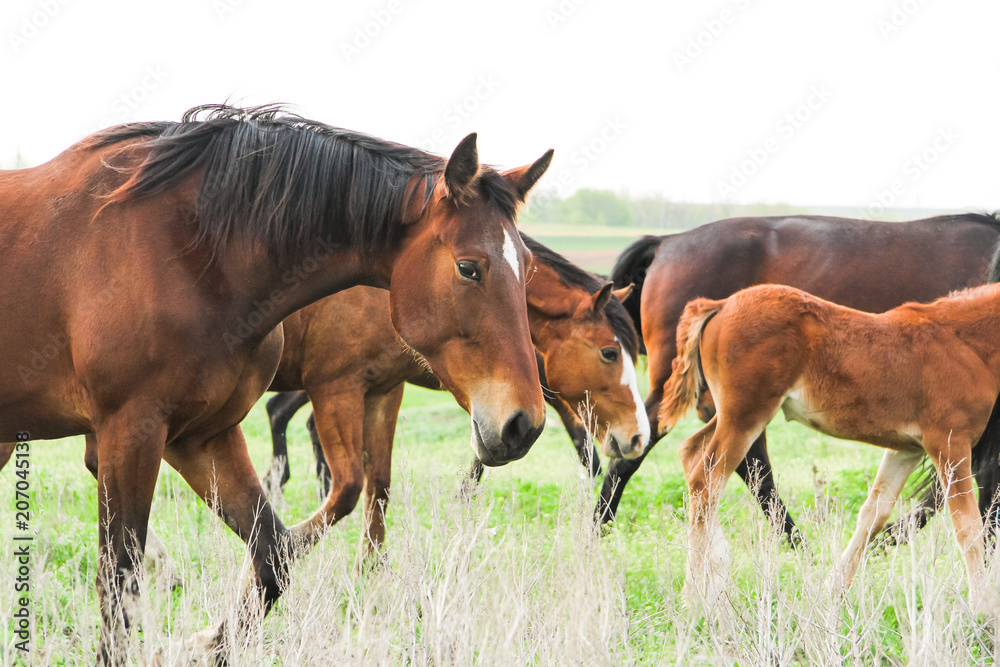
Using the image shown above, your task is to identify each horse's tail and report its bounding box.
[656,297,724,435]
[610,235,663,354]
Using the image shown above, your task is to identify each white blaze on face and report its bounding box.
[502,228,520,281]
[617,337,651,448]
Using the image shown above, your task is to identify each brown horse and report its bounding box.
[263,234,645,555]
[600,213,1000,539]
[0,105,554,664]
[660,280,1000,614]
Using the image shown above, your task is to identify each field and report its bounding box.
[519,223,677,274]
[3,365,999,665]
[2,225,998,665]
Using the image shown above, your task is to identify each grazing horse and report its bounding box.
[0,104,553,664]
[599,213,1000,539]
[660,280,1000,614]
[263,235,646,555]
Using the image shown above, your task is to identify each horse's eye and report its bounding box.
[600,347,619,363]
[457,261,481,281]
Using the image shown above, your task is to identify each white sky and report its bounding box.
[2,0,998,211]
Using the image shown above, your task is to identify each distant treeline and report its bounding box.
[521,187,950,230]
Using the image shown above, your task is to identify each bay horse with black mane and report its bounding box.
[260,234,645,557]
[660,275,1000,614]
[0,105,557,665]
[600,213,1000,540]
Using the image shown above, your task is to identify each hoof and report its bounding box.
[152,622,226,666]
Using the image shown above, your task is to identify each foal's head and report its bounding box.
[389,135,554,466]
[528,264,649,459]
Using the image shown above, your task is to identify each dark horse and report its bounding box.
[600,213,1000,540]
[0,105,555,664]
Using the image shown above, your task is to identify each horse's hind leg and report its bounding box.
[288,384,365,549]
[734,432,801,546]
[924,432,997,613]
[93,415,167,667]
[264,390,310,491]
[306,412,332,496]
[357,383,404,565]
[831,448,923,593]
[680,415,760,613]
[162,424,290,660]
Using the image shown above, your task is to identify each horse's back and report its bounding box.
[645,214,998,321]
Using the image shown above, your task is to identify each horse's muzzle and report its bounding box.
[472,410,544,466]
[606,434,646,460]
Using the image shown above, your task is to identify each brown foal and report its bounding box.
[661,282,1000,614]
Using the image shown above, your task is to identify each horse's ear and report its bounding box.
[502,149,554,202]
[443,133,480,204]
[592,282,615,314]
[613,283,634,303]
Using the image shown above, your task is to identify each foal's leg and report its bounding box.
[93,415,167,667]
[925,433,997,613]
[162,425,290,659]
[288,383,365,550]
[832,448,923,592]
[357,383,404,564]
[679,415,760,611]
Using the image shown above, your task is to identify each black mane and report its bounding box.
[521,233,639,360]
[87,104,518,262]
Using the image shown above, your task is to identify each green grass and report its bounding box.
[7,381,982,665]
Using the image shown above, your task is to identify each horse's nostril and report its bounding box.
[500,410,542,457]
[630,434,642,452]
[502,410,530,443]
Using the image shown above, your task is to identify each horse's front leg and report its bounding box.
[93,410,167,667]
[163,424,291,662]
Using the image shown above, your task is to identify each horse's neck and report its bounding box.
[524,264,587,353]
[225,243,395,346]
